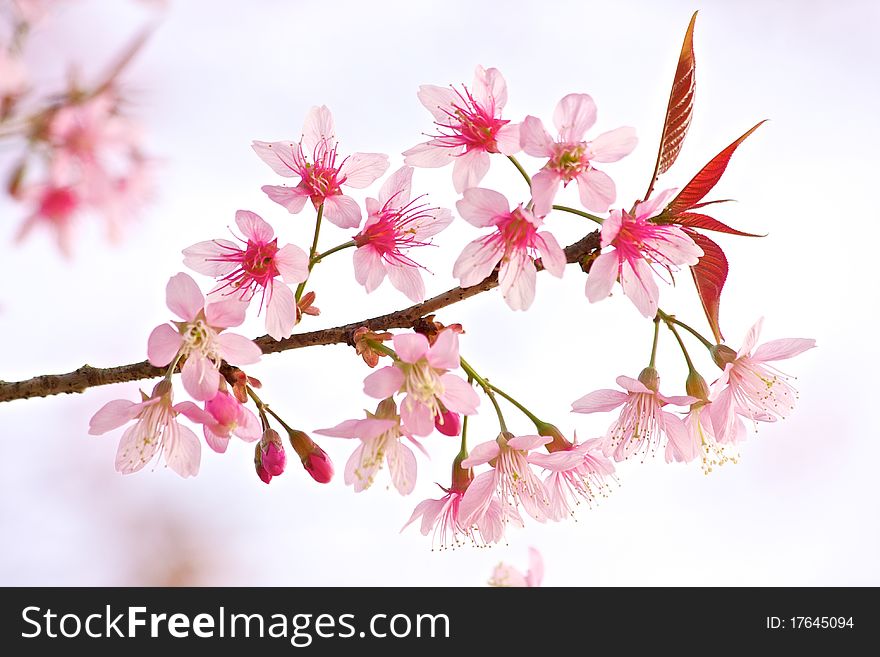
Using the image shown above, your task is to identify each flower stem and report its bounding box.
[487,383,543,428]
[507,155,532,186]
[364,339,398,360]
[163,353,183,381]
[295,203,324,303]
[657,308,715,350]
[311,240,355,265]
[245,385,271,431]
[460,411,469,456]
[664,320,696,373]
[552,204,604,225]
[459,356,508,433]
[649,316,661,367]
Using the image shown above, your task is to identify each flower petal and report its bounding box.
[402,141,456,168]
[205,298,248,329]
[217,332,262,365]
[181,355,221,402]
[353,246,387,293]
[576,168,616,213]
[264,282,297,340]
[339,152,390,189]
[620,258,659,318]
[301,105,336,154]
[571,388,628,414]
[417,84,458,121]
[251,140,303,178]
[147,324,183,367]
[752,337,816,363]
[498,254,536,311]
[452,150,490,193]
[584,251,619,304]
[378,166,413,208]
[387,264,425,302]
[235,210,274,243]
[473,66,508,110]
[426,329,460,370]
[182,240,239,277]
[393,333,430,363]
[166,272,204,322]
[321,194,362,229]
[89,399,141,435]
[315,418,395,440]
[507,434,552,451]
[401,399,434,436]
[164,423,201,478]
[453,237,503,288]
[275,243,309,284]
[386,440,418,495]
[438,373,480,415]
[115,423,157,474]
[588,126,638,162]
[536,231,566,278]
[554,93,597,142]
[459,470,496,525]
[363,366,405,399]
[456,187,509,227]
[530,169,560,218]
[262,184,310,214]
[460,439,500,468]
[520,115,555,157]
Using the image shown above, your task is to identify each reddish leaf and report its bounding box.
[688,231,727,343]
[674,212,764,237]
[645,11,698,198]
[667,121,765,215]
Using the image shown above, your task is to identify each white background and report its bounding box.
[1,0,877,585]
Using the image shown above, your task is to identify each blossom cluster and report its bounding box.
[85,13,816,552]
[1,3,158,256]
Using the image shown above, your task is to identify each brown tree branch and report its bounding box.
[0,231,600,404]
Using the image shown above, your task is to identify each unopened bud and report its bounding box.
[685,371,710,402]
[710,344,737,369]
[151,379,173,399]
[536,421,572,452]
[638,366,660,392]
[450,450,473,493]
[259,429,286,477]
[288,429,334,484]
[434,409,461,437]
[254,442,272,484]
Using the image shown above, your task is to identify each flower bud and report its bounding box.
[259,429,286,476]
[536,421,572,452]
[254,442,272,484]
[288,429,334,484]
[638,366,660,392]
[711,344,737,369]
[685,371,710,402]
[434,408,461,437]
[450,450,473,493]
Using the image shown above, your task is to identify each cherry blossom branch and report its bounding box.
[0,230,601,404]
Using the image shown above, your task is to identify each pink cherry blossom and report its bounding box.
[572,368,696,462]
[48,93,136,173]
[584,190,703,318]
[14,183,80,257]
[488,547,544,587]
[459,432,559,525]
[177,389,261,453]
[252,105,389,228]
[452,188,565,311]
[182,210,309,340]
[314,398,421,495]
[146,273,262,401]
[521,93,637,215]
[88,380,208,478]
[352,166,452,302]
[255,429,287,484]
[710,319,816,442]
[532,435,615,521]
[403,66,521,193]
[362,330,480,437]
[402,453,507,548]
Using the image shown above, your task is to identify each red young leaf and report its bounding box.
[674,212,764,237]
[667,121,765,215]
[645,11,698,199]
[688,231,728,343]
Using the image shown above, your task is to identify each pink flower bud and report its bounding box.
[256,463,273,484]
[259,429,286,477]
[303,447,334,484]
[288,429,335,484]
[536,421,573,452]
[434,409,461,436]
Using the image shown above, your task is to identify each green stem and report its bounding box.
[364,339,398,360]
[311,240,355,265]
[649,316,661,367]
[487,383,543,428]
[245,385,271,432]
[507,155,532,186]
[459,356,508,433]
[657,309,714,350]
[163,353,183,381]
[551,204,604,224]
[665,321,696,372]
[295,203,324,302]
[460,412,468,455]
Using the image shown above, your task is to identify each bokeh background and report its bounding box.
[1,0,877,586]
